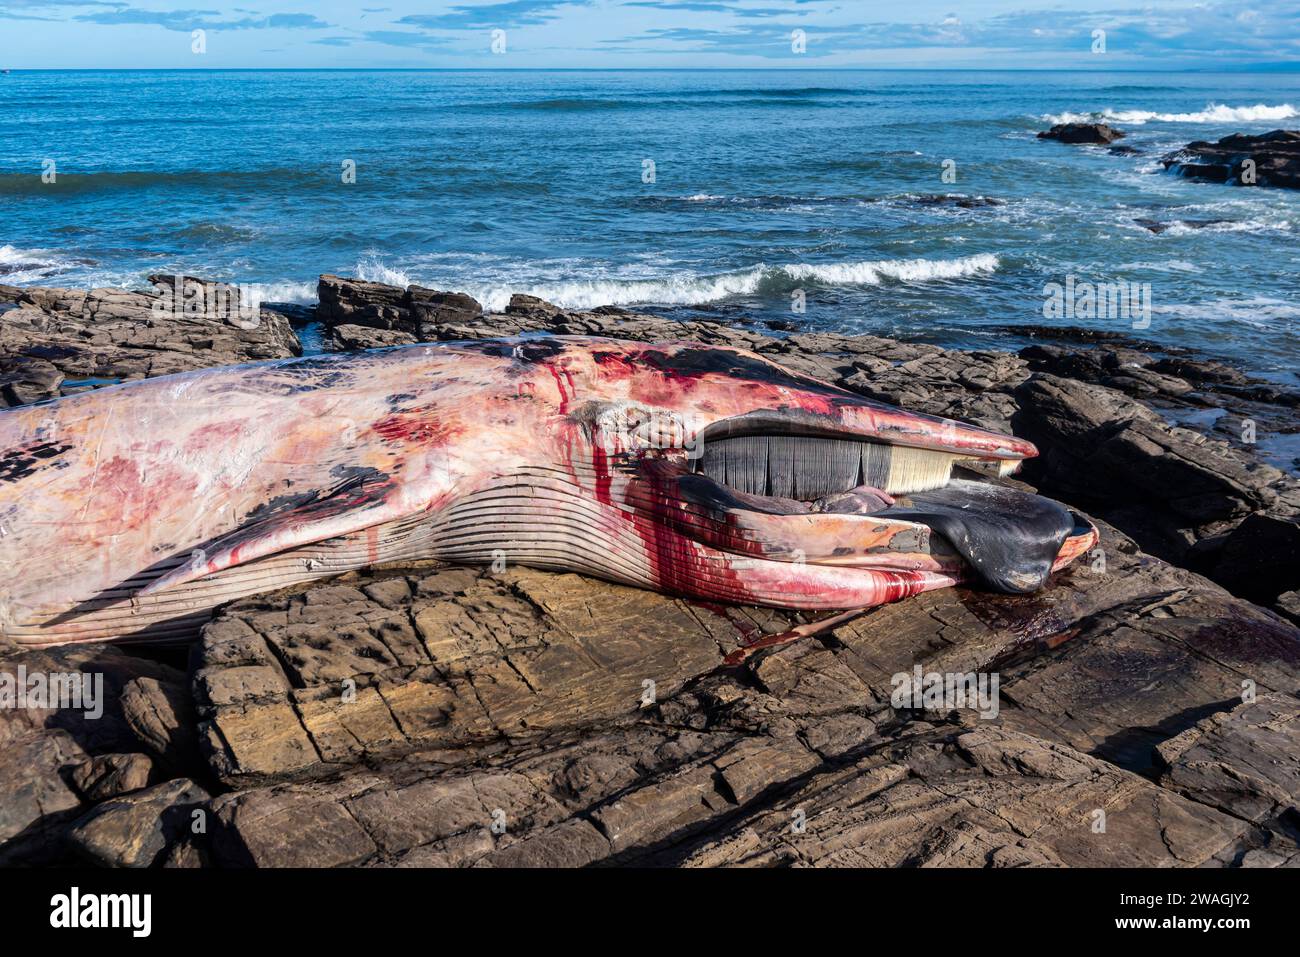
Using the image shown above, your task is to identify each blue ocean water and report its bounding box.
[1,70,1298,380]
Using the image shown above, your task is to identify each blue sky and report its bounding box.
[2,0,1298,69]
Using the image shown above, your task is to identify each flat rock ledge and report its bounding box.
[0,275,301,407]
[2,277,1299,867]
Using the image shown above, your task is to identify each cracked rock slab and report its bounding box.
[681,725,1245,868]
[193,565,791,787]
[1155,693,1300,825]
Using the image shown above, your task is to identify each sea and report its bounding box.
[1,69,1298,381]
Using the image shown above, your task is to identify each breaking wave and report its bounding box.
[357,253,1001,313]
[1043,103,1299,125]
[0,244,84,284]
[354,254,414,290]
[244,280,318,305]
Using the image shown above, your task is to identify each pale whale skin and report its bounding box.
[0,336,1096,647]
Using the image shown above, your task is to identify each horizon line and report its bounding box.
[4,66,1299,73]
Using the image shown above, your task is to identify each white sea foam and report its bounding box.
[1153,296,1300,329]
[355,253,1001,312]
[778,254,999,285]
[355,252,413,290]
[243,279,318,305]
[0,244,74,284]
[1161,219,1293,236]
[0,248,321,305]
[1043,103,1298,126]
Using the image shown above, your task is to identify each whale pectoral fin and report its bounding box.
[139,467,432,596]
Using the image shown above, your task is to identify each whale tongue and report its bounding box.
[876,480,1076,594]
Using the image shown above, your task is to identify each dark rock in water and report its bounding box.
[332,323,418,350]
[997,322,1136,346]
[1038,122,1126,145]
[1147,354,1251,387]
[1010,335,1300,614]
[1012,372,1288,526]
[408,285,481,325]
[1108,145,1141,156]
[908,193,1005,209]
[261,301,316,326]
[317,274,482,339]
[1133,217,1232,234]
[316,274,407,327]
[1162,129,1300,189]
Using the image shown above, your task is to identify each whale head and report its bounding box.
[421,337,1098,610]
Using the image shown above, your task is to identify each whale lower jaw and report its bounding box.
[424,466,1096,608]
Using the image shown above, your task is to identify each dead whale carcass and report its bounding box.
[0,336,1096,647]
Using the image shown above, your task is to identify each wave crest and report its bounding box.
[1043,103,1298,126]
[0,244,85,284]
[358,253,1000,313]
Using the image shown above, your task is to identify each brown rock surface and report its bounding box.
[0,729,87,865]
[192,565,768,788]
[120,674,200,772]
[0,277,300,406]
[158,516,1296,868]
[1155,694,1300,825]
[0,642,191,863]
[70,752,157,802]
[66,777,209,867]
[317,274,481,337]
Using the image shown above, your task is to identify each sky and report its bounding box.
[0,0,1298,70]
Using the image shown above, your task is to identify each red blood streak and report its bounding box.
[545,364,575,415]
[370,406,460,447]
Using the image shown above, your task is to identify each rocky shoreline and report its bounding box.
[2,275,1299,868]
[1040,122,1300,191]
[1163,130,1300,190]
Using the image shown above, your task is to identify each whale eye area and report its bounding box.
[694,433,962,499]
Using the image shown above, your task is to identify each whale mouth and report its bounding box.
[681,423,1094,595]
